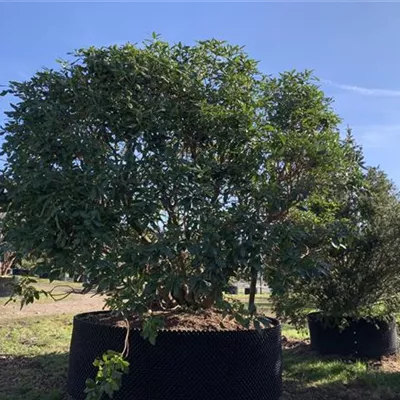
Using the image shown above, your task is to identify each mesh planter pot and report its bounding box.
[11,268,29,276]
[308,311,398,358]
[245,287,258,295]
[67,311,282,400]
[226,285,239,294]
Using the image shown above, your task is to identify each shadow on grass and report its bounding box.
[282,341,400,400]
[0,352,69,400]
[0,276,14,298]
[1,341,400,400]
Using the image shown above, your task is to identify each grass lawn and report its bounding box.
[0,314,72,400]
[0,277,84,301]
[0,291,399,399]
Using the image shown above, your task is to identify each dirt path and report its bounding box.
[0,293,106,321]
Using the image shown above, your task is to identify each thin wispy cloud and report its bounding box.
[323,79,400,98]
[354,124,400,149]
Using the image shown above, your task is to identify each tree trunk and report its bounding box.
[0,252,16,275]
[248,268,258,315]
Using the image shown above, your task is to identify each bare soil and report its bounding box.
[81,308,249,331]
[0,292,106,321]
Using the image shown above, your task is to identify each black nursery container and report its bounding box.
[308,311,398,358]
[12,268,29,276]
[226,285,239,294]
[67,311,282,400]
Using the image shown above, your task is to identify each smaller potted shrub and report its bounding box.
[271,167,400,358]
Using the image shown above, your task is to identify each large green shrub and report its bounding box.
[1,36,352,322]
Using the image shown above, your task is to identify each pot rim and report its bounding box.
[73,310,281,334]
[307,311,396,323]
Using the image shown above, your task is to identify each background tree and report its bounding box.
[1,37,353,323]
[270,162,400,327]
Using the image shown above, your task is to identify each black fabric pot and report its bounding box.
[308,311,398,358]
[245,287,257,295]
[67,311,282,400]
[12,268,29,276]
[226,285,239,294]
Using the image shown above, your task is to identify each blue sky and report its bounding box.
[1,2,400,184]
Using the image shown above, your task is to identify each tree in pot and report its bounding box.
[1,36,352,399]
[271,164,400,358]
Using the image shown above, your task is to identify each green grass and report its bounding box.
[281,324,309,340]
[227,293,273,312]
[285,352,368,386]
[0,276,83,292]
[0,314,73,400]
[0,314,73,356]
[282,344,400,399]
[0,276,84,305]
[0,299,399,399]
